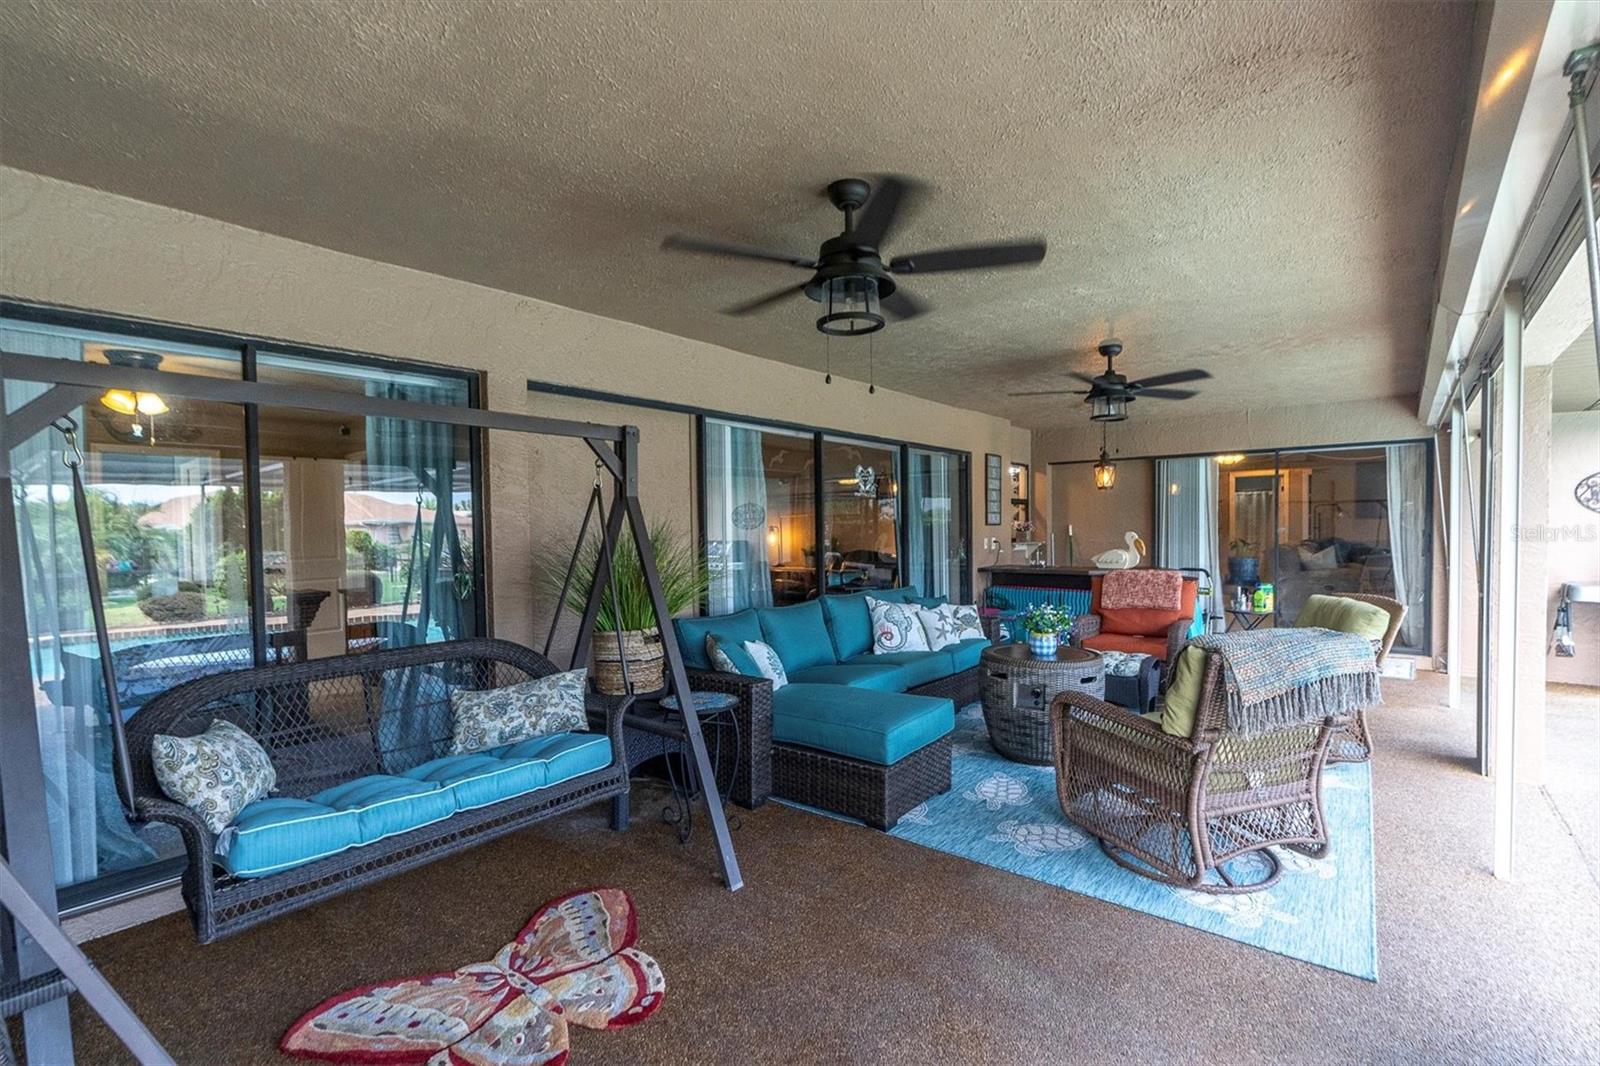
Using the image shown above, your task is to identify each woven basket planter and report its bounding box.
[593,627,665,694]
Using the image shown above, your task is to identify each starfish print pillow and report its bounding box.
[281,887,663,1065]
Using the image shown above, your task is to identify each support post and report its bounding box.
[0,860,174,1065]
[619,427,743,891]
[571,488,627,674]
[1447,404,1466,712]
[0,410,75,1062]
[1475,374,1496,777]
[1493,286,1524,881]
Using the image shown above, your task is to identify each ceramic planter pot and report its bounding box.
[1026,630,1060,658]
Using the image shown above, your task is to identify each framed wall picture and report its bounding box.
[985,453,1003,525]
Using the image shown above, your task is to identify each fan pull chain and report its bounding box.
[868,332,876,395]
[825,333,832,385]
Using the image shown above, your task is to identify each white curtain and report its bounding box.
[704,422,774,615]
[1157,457,1221,629]
[1385,442,1428,648]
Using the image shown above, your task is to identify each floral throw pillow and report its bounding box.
[916,603,986,651]
[450,670,589,755]
[742,639,789,690]
[151,719,277,835]
[869,596,931,654]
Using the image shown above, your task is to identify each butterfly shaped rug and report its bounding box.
[281,887,664,1065]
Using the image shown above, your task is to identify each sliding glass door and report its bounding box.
[702,418,968,610]
[1195,441,1433,651]
[821,436,900,594]
[906,447,966,600]
[2,308,484,909]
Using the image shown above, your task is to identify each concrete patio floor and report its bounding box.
[56,672,1600,1064]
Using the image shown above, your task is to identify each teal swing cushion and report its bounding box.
[218,731,613,878]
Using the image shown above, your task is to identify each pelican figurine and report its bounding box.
[1092,532,1145,570]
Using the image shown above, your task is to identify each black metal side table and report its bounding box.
[624,690,741,843]
[1226,608,1277,631]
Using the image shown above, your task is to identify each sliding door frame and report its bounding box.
[1,299,490,914]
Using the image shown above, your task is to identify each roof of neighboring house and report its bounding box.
[137,491,468,532]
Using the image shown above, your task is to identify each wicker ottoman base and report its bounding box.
[772,735,953,830]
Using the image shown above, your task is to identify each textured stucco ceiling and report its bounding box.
[0,0,1475,429]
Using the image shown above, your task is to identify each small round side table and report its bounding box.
[979,643,1106,764]
[654,690,741,842]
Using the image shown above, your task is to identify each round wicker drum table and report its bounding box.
[979,643,1106,765]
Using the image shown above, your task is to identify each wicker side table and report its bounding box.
[980,643,1106,764]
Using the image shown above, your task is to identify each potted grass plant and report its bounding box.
[1018,602,1073,658]
[539,521,706,695]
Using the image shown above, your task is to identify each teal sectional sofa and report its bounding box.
[674,588,988,829]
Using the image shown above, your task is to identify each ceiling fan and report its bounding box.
[1009,341,1211,422]
[662,176,1047,337]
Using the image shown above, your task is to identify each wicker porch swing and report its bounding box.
[0,345,744,1059]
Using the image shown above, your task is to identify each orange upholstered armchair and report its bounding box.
[1078,572,1199,663]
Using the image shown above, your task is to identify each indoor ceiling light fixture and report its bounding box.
[1093,425,1117,491]
[98,348,169,441]
[1215,453,1246,465]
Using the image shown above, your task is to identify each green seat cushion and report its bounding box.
[757,600,837,673]
[674,609,762,671]
[787,663,910,692]
[497,732,613,787]
[1160,646,1207,738]
[220,797,363,878]
[403,752,548,812]
[771,684,954,765]
[843,650,949,689]
[1296,594,1392,641]
[943,638,991,674]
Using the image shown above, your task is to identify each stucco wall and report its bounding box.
[0,168,1028,647]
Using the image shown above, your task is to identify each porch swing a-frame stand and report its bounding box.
[0,349,741,1065]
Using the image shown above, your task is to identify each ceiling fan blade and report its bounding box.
[662,234,817,269]
[852,175,921,249]
[1005,389,1090,397]
[889,239,1047,274]
[880,287,928,321]
[1065,370,1101,387]
[1129,368,1212,389]
[721,282,810,316]
[1135,387,1200,401]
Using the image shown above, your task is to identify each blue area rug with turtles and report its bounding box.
[794,702,1379,980]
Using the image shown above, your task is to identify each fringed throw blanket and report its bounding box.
[1101,568,1184,611]
[1191,629,1380,737]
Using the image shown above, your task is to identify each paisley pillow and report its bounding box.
[868,596,931,654]
[450,669,588,755]
[742,639,789,691]
[151,719,277,835]
[915,603,986,650]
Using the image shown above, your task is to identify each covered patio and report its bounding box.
[3,1,1600,1063]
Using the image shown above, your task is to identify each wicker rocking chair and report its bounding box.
[1317,593,1405,764]
[1051,649,1350,892]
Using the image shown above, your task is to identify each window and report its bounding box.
[702,417,968,612]
[1212,442,1431,651]
[821,436,900,594]
[2,307,485,910]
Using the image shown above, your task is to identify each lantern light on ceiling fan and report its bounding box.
[1093,424,1116,491]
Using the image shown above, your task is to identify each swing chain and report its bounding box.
[594,458,604,489]
[53,415,84,470]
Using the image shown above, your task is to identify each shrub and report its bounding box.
[136,591,207,623]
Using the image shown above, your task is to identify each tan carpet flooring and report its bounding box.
[59,672,1600,1064]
